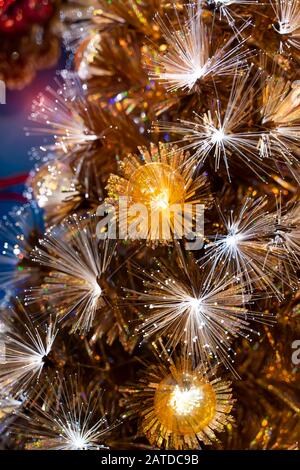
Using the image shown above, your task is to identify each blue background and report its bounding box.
[0,52,65,217]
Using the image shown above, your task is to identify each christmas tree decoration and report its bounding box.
[155,67,264,180]
[219,299,300,449]
[0,395,23,422]
[267,195,300,284]
[28,75,102,150]
[26,160,80,225]
[25,147,108,227]
[203,195,300,296]
[121,348,234,449]
[124,246,272,371]
[26,73,147,186]
[62,1,191,120]
[13,375,116,450]
[2,0,300,452]
[271,0,300,52]
[106,142,212,243]
[259,71,300,182]
[0,301,57,398]
[208,1,259,28]
[148,4,252,93]
[26,214,116,334]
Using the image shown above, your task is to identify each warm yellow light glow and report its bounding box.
[169,384,203,416]
[151,190,170,211]
[127,162,186,210]
[153,373,217,435]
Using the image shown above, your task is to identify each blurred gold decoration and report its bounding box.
[27,160,80,225]
[26,153,109,226]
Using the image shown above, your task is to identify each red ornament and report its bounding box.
[0,0,54,34]
[22,0,54,24]
[0,0,16,15]
[0,6,29,34]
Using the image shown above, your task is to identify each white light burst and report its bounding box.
[266,195,300,288]
[0,302,57,397]
[209,1,259,30]
[149,4,252,92]
[203,196,299,297]
[126,249,271,372]
[26,214,115,333]
[156,68,264,180]
[26,73,102,152]
[15,376,116,450]
[28,160,79,211]
[169,384,203,416]
[260,73,300,182]
[271,0,300,50]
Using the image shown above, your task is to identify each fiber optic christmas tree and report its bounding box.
[1,0,300,450]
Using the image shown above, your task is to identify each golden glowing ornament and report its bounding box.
[127,162,186,210]
[121,351,234,449]
[106,142,212,244]
[153,372,217,436]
